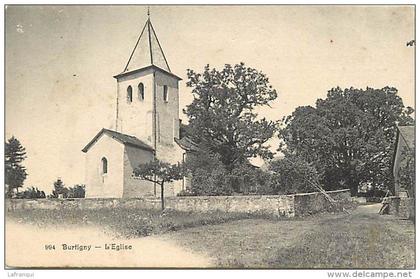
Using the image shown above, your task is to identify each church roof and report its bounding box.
[82,128,154,153]
[174,136,200,152]
[115,18,181,80]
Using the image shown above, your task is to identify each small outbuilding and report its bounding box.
[383,125,415,219]
[392,125,415,197]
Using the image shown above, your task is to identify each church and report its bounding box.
[82,15,187,198]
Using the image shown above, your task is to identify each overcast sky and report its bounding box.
[5,5,415,192]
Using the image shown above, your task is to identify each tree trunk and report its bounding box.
[349,181,359,196]
[160,181,165,211]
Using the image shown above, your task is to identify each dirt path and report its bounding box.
[353,202,382,214]
[6,221,212,268]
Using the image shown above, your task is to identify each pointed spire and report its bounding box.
[122,13,171,74]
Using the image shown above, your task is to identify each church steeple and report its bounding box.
[122,16,171,73]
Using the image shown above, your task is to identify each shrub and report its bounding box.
[267,153,320,195]
[190,164,233,196]
[229,163,272,194]
[15,186,46,199]
[50,178,68,198]
[49,179,85,198]
[186,147,233,195]
[67,184,86,198]
[186,145,277,195]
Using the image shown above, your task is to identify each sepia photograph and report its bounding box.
[4,4,415,270]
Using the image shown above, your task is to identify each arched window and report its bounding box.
[138,83,144,101]
[101,157,108,174]
[163,85,168,103]
[127,86,133,103]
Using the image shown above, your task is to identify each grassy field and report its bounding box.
[6,207,276,238]
[6,204,414,268]
[161,204,415,268]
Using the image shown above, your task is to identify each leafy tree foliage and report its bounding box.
[229,162,272,195]
[49,180,85,198]
[67,184,86,198]
[16,186,46,199]
[50,178,68,198]
[184,63,278,170]
[133,160,185,210]
[267,153,321,195]
[184,145,271,196]
[5,136,28,197]
[279,87,414,195]
[184,147,233,196]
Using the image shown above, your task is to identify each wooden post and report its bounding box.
[160,181,165,211]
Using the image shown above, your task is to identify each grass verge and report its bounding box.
[6,207,276,238]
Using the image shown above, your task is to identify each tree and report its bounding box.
[279,87,414,196]
[184,147,233,196]
[184,63,278,170]
[133,160,185,210]
[5,136,28,197]
[50,178,68,198]
[67,184,86,198]
[16,186,46,199]
[268,153,321,195]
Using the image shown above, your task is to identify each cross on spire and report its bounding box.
[147,6,150,19]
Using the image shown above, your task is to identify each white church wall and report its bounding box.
[155,71,180,145]
[85,134,125,198]
[116,69,154,142]
[154,71,184,196]
[122,145,155,198]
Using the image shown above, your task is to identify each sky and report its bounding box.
[5,5,415,193]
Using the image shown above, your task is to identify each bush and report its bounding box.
[50,178,67,198]
[49,179,85,198]
[267,153,320,195]
[67,184,86,198]
[15,186,46,199]
[186,150,275,196]
[191,164,234,196]
[186,148,233,195]
[229,163,272,195]
[185,144,322,196]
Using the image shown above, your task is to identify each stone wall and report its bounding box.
[293,189,351,216]
[6,197,161,211]
[386,196,415,220]
[6,189,351,218]
[165,195,296,217]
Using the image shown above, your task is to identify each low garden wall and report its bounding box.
[165,194,295,217]
[6,197,162,211]
[6,189,351,218]
[386,196,415,220]
[293,189,351,216]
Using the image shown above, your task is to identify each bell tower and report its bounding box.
[113,14,182,156]
[83,10,185,199]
